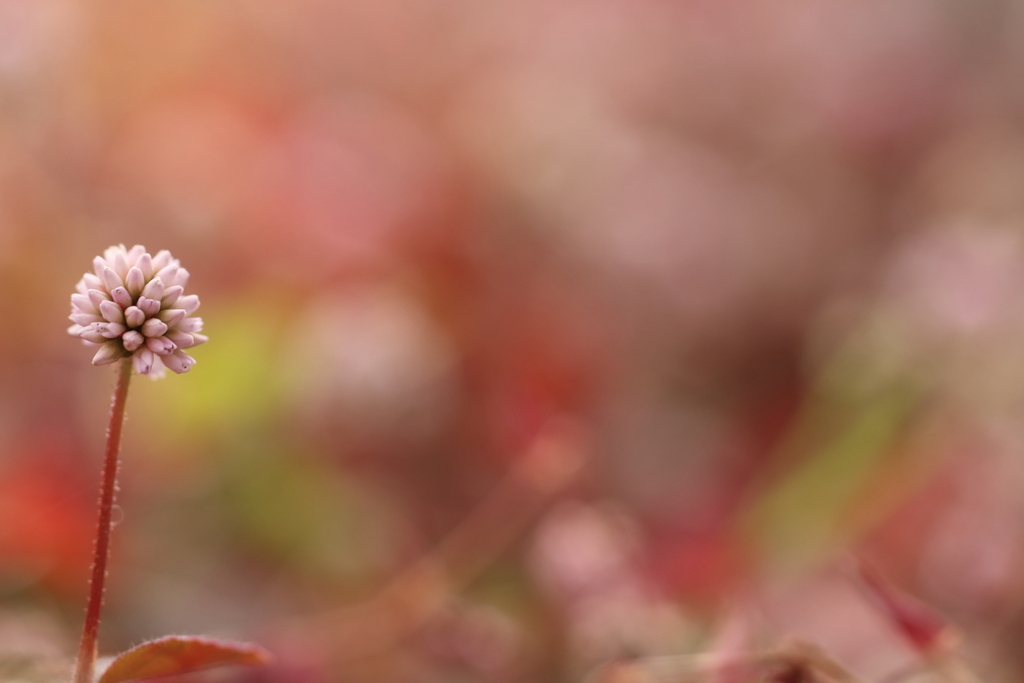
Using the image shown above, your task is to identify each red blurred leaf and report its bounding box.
[854,560,953,654]
[97,636,272,683]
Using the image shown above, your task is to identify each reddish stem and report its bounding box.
[73,358,133,683]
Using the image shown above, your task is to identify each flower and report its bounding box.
[68,244,207,376]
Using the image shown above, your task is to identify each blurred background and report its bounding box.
[3,0,1024,681]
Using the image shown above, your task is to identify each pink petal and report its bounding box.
[132,347,155,374]
[99,300,125,324]
[162,350,196,374]
[92,341,124,366]
[157,309,186,326]
[177,317,203,333]
[151,249,173,271]
[141,277,165,300]
[122,330,145,352]
[177,294,200,315]
[125,267,145,297]
[136,252,155,280]
[138,297,161,317]
[141,318,168,338]
[161,285,184,308]
[124,306,145,328]
[111,286,133,309]
[101,267,123,292]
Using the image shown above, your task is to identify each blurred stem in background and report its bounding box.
[589,640,865,683]
[742,315,931,571]
[274,419,587,665]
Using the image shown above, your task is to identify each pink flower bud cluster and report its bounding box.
[68,245,206,376]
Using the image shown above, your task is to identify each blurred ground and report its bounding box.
[4,0,1024,681]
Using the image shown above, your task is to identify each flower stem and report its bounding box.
[73,358,133,683]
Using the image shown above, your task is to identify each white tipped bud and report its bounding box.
[110,249,130,278]
[157,309,186,326]
[155,264,179,285]
[87,289,111,309]
[82,273,103,291]
[151,250,173,271]
[101,267,123,291]
[126,245,145,265]
[122,330,145,351]
[161,285,184,308]
[71,294,97,314]
[136,253,155,280]
[125,267,145,297]
[173,267,190,288]
[166,330,195,348]
[176,294,200,315]
[103,245,122,263]
[145,336,176,355]
[92,341,124,366]
[70,312,102,326]
[162,350,195,374]
[111,287,133,309]
[80,326,109,344]
[177,317,203,333]
[96,322,127,339]
[99,300,125,324]
[137,297,161,317]
[141,277,165,300]
[124,306,146,328]
[132,348,155,375]
[93,257,108,278]
[141,318,168,338]
[189,332,209,346]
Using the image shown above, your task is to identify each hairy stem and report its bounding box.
[73,358,133,683]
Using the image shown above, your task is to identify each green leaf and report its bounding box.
[97,636,272,683]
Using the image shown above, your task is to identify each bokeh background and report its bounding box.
[4,0,1024,681]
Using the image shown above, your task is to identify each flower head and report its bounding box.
[68,244,206,376]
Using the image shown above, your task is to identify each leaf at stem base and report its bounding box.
[97,636,272,683]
